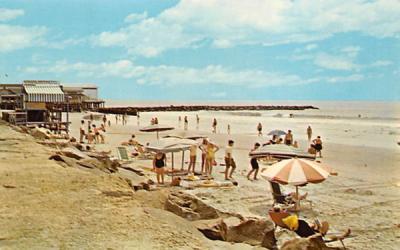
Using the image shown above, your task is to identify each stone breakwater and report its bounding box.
[97,105,319,116]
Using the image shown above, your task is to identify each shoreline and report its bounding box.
[97,105,319,115]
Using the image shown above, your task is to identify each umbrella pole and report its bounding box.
[296,186,300,211]
[171,152,174,181]
[181,150,185,170]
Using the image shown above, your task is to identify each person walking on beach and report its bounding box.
[115,114,118,124]
[247,143,260,180]
[184,116,188,130]
[285,130,293,145]
[178,116,181,127]
[224,140,236,180]
[212,118,217,133]
[199,139,208,175]
[137,112,140,126]
[79,120,85,143]
[102,115,107,127]
[188,144,197,173]
[196,114,200,130]
[227,124,231,135]
[257,123,263,136]
[312,136,323,158]
[205,141,219,177]
[307,126,312,141]
[153,152,166,184]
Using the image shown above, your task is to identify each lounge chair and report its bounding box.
[117,146,133,163]
[268,209,351,249]
[269,181,312,210]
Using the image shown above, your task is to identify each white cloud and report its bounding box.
[0,8,24,21]
[370,60,393,67]
[92,0,400,56]
[22,59,320,87]
[0,24,47,52]
[327,74,364,83]
[305,44,318,51]
[314,52,360,71]
[124,12,148,23]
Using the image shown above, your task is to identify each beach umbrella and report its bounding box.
[146,137,198,173]
[261,158,336,209]
[249,144,315,160]
[139,124,174,139]
[267,130,287,136]
[163,132,207,140]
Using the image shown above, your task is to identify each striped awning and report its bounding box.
[24,84,64,103]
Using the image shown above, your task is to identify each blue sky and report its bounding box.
[0,0,399,101]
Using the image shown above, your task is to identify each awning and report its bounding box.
[24,84,64,103]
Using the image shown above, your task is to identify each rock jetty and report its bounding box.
[98,105,318,116]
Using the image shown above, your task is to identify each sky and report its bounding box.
[0,0,399,101]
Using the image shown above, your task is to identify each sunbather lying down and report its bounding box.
[269,207,351,248]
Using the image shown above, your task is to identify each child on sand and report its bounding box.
[153,152,166,184]
[224,140,236,180]
[247,143,260,180]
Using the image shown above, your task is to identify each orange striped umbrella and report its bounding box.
[261,158,336,210]
[261,158,335,186]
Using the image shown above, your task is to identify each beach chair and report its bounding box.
[117,146,133,163]
[269,181,312,210]
[268,209,351,249]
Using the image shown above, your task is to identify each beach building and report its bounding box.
[20,80,66,130]
[0,84,23,110]
[63,84,105,111]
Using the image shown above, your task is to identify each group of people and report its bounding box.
[79,115,108,144]
[115,113,128,125]
[178,115,201,130]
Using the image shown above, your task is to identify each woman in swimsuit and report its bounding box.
[153,152,166,184]
[205,142,219,177]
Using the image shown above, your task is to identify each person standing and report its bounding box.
[79,120,85,143]
[212,118,217,133]
[115,114,118,124]
[224,140,236,180]
[153,152,166,184]
[247,143,261,180]
[196,114,200,130]
[205,141,219,177]
[312,136,323,158]
[285,130,293,145]
[102,115,107,127]
[227,124,231,135]
[184,116,188,130]
[199,139,208,175]
[257,123,263,136]
[178,116,182,127]
[188,144,197,173]
[307,126,312,141]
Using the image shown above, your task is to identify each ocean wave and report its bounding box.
[289,114,400,121]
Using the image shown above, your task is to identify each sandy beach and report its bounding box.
[1,102,400,249]
[64,102,400,249]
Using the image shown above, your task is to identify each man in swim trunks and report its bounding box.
[247,143,260,180]
[224,140,236,180]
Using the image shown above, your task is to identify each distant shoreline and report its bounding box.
[97,105,319,115]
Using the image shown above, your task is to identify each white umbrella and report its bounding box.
[249,144,315,160]
[139,124,174,139]
[146,137,198,171]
